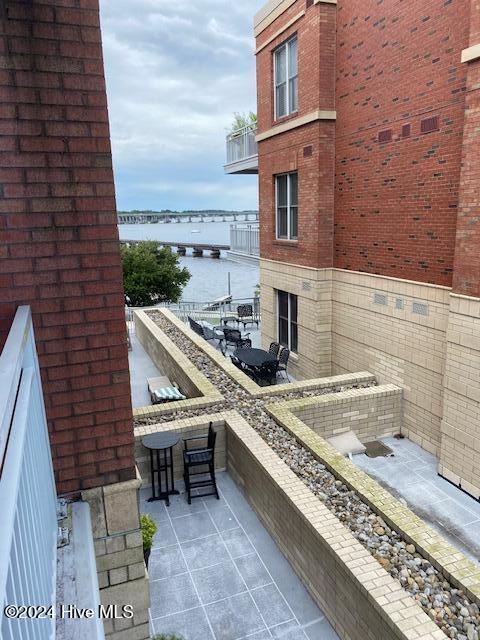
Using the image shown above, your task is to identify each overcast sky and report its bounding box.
[100,0,261,212]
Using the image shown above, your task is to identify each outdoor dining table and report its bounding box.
[142,432,180,506]
[233,347,277,369]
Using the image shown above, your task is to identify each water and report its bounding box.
[118,222,259,303]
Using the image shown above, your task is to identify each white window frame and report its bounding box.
[275,172,298,240]
[276,290,298,353]
[273,35,298,120]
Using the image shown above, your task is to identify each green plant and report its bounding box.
[151,635,185,640]
[140,514,157,553]
[254,282,261,298]
[228,111,257,134]
[121,241,190,307]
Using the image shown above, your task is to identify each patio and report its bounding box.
[354,436,480,563]
[141,473,338,640]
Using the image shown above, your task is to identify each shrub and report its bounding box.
[140,514,157,553]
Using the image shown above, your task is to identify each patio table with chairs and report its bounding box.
[231,342,291,386]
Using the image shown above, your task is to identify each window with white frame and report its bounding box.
[276,172,298,240]
[274,36,298,119]
[277,290,298,352]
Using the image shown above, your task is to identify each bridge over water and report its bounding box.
[120,223,260,262]
[119,239,230,258]
[118,211,259,225]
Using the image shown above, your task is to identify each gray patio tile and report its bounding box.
[148,544,187,580]
[152,519,178,549]
[150,573,200,618]
[234,553,272,589]
[181,533,230,570]
[305,616,338,640]
[434,499,480,530]
[221,528,255,558]
[456,522,480,558]
[270,619,308,639]
[139,492,169,522]
[151,605,214,640]
[206,504,239,532]
[205,592,266,640]
[244,631,271,640]
[172,511,216,542]
[191,559,246,604]
[251,583,292,627]
[167,493,207,519]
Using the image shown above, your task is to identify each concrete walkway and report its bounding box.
[141,473,338,640]
[128,334,164,408]
[354,436,480,563]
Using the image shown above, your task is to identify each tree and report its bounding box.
[228,111,257,134]
[121,241,190,307]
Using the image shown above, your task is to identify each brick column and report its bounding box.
[0,0,136,494]
[0,5,149,636]
[439,0,480,500]
[451,1,480,297]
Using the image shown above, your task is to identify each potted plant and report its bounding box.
[141,514,157,568]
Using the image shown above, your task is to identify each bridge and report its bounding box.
[120,239,230,258]
[118,211,259,225]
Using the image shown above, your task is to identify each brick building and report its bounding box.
[0,2,149,638]
[245,0,480,500]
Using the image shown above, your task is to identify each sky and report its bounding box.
[100,0,262,212]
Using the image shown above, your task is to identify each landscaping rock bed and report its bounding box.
[134,311,480,640]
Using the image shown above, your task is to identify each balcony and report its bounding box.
[224,124,258,175]
[227,223,260,264]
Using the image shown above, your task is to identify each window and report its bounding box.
[276,172,298,240]
[274,36,298,119]
[277,290,298,352]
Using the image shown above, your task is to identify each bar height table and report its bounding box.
[142,432,180,506]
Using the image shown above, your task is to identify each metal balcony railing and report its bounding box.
[230,223,260,257]
[0,307,57,640]
[226,124,258,165]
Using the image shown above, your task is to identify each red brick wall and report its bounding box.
[256,0,473,286]
[452,0,480,297]
[0,0,136,494]
[334,0,469,286]
[257,1,336,268]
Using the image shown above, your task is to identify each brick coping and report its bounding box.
[266,397,480,604]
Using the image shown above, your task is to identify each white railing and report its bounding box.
[0,307,57,640]
[226,124,258,164]
[230,223,260,257]
[127,297,261,325]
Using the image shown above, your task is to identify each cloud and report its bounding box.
[100,0,263,211]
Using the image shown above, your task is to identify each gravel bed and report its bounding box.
[134,311,480,640]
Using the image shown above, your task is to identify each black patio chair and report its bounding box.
[253,360,279,387]
[223,327,251,350]
[187,316,204,337]
[202,323,225,352]
[183,422,220,504]
[236,304,259,329]
[230,354,243,369]
[277,348,291,381]
[268,342,281,358]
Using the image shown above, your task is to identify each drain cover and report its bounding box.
[364,440,394,458]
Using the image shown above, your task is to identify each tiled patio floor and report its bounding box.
[140,473,338,640]
[354,436,480,563]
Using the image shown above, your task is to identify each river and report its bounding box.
[118,221,259,303]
